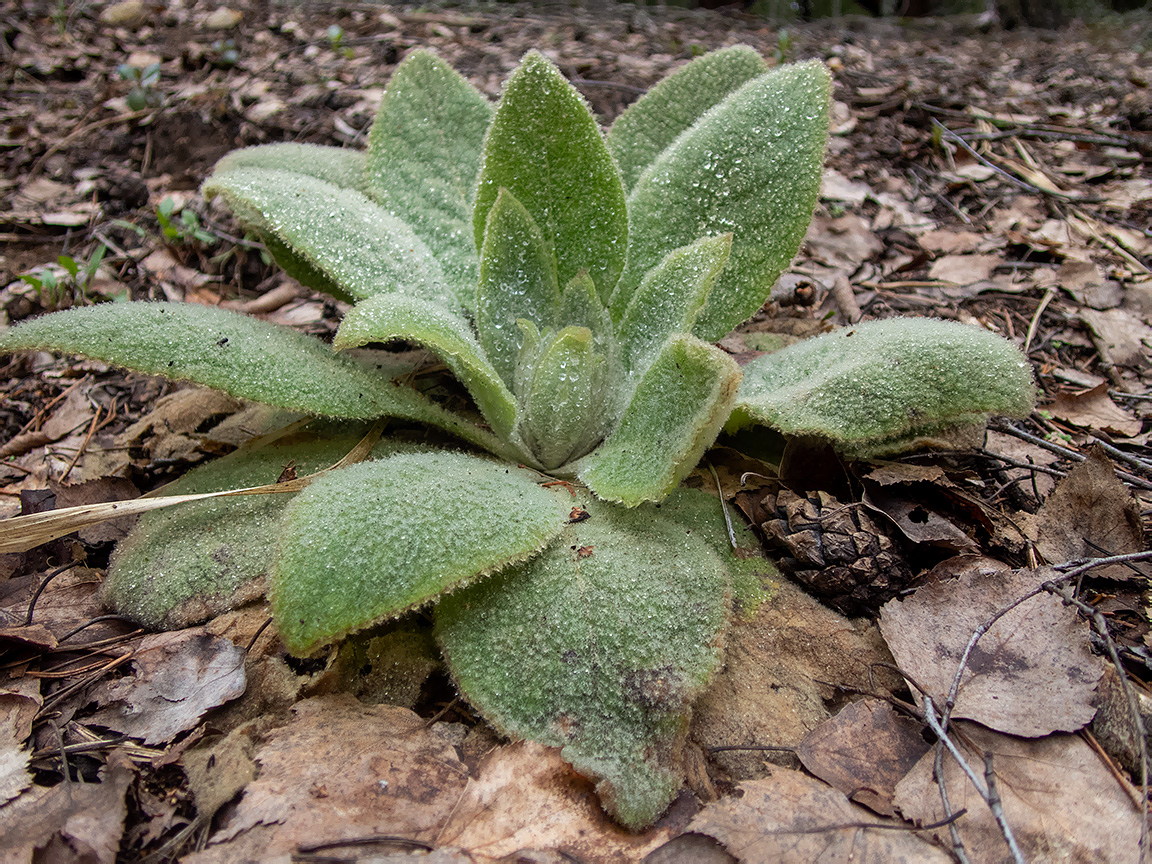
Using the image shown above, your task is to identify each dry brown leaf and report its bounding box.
[692,578,903,781]
[795,698,930,817]
[1080,307,1152,370]
[0,676,41,806]
[185,695,471,863]
[879,558,1102,737]
[1024,445,1146,579]
[927,253,1002,285]
[688,769,951,863]
[118,387,243,464]
[804,213,884,268]
[437,741,674,861]
[862,484,978,551]
[893,722,1141,863]
[1048,383,1142,437]
[917,229,984,254]
[86,629,245,745]
[183,723,259,821]
[2,566,131,644]
[0,749,135,864]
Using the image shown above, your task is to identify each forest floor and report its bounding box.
[1,1,1152,862]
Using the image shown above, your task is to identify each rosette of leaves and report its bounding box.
[0,47,1035,829]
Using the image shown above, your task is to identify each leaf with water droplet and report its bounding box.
[612,61,830,339]
[273,451,570,655]
[607,45,768,193]
[575,334,740,506]
[474,51,627,304]
[727,318,1036,457]
[477,188,561,391]
[365,50,493,311]
[436,487,733,830]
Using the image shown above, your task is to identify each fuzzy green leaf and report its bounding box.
[575,334,741,506]
[612,61,830,339]
[203,167,455,306]
[618,233,732,374]
[0,302,442,420]
[606,45,768,193]
[474,51,628,304]
[335,293,519,443]
[272,452,570,655]
[518,326,604,470]
[436,488,731,831]
[366,50,494,310]
[214,143,368,191]
[104,420,421,629]
[477,188,561,388]
[726,318,1037,457]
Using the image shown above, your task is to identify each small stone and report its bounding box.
[99,0,147,27]
[204,7,242,29]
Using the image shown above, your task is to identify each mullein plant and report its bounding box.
[0,47,1034,828]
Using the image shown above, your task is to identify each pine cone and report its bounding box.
[760,488,913,616]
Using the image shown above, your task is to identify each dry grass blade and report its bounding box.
[0,422,386,554]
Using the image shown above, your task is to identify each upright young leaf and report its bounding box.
[574,334,741,506]
[436,489,731,831]
[366,50,494,310]
[476,188,562,388]
[726,318,1036,457]
[473,51,628,304]
[517,325,604,470]
[618,233,732,374]
[606,46,768,193]
[272,452,570,655]
[611,61,830,339]
[204,168,455,307]
[214,143,368,191]
[335,293,520,444]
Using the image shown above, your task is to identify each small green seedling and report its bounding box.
[118,62,161,112]
[156,197,217,246]
[20,244,108,309]
[0,47,1034,829]
[326,24,354,59]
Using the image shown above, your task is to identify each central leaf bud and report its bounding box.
[514,320,608,470]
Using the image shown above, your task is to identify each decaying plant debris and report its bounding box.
[1,1,1151,861]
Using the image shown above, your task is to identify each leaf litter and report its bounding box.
[1,1,1151,861]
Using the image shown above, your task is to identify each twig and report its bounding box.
[931,119,1088,203]
[923,695,1027,864]
[1087,436,1152,478]
[988,420,1152,491]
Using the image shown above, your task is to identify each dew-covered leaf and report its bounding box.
[272,452,570,655]
[436,488,731,831]
[518,326,604,470]
[477,188,561,388]
[576,334,740,506]
[104,421,421,629]
[336,293,519,444]
[474,51,628,304]
[366,50,494,310]
[203,167,454,306]
[726,318,1036,458]
[618,233,732,374]
[0,302,433,421]
[606,45,768,193]
[612,61,830,339]
[213,143,368,191]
